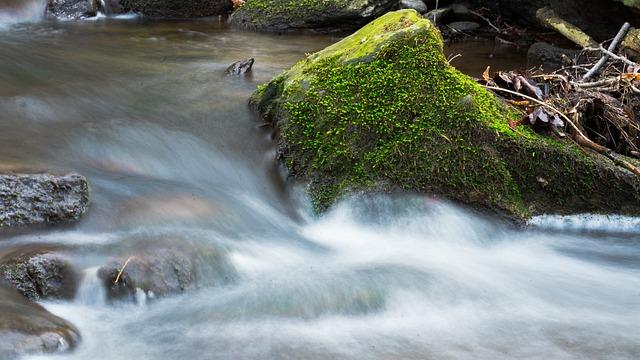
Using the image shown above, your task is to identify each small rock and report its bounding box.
[399,0,428,14]
[225,58,255,76]
[447,21,481,32]
[97,244,234,303]
[0,173,89,229]
[424,7,451,23]
[0,286,79,358]
[0,245,79,301]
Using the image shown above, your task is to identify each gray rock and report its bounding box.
[97,244,234,302]
[0,286,79,358]
[448,21,481,32]
[399,0,428,14]
[46,0,98,20]
[225,58,255,76]
[527,42,583,72]
[424,7,451,24]
[0,173,89,229]
[230,0,398,32]
[0,245,79,301]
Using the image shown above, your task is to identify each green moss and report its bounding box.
[253,10,640,219]
[232,0,393,30]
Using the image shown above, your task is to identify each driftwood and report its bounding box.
[535,7,598,49]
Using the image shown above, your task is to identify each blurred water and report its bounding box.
[0,10,637,360]
[0,0,45,29]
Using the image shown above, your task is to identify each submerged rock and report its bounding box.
[0,286,79,358]
[229,0,398,31]
[250,9,640,220]
[225,57,255,76]
[46,0,98,20]
[0,173,89,229]
[117,0,233,18]
[0,245,79,301]
[97,244,234,302]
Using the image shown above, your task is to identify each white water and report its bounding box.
[0,15,638,360]
[16,197,640,360]
[0,0,45,29]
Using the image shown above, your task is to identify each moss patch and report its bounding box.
[231,0,396,31]
[252,10,640,219]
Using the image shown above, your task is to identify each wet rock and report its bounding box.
[46,0,98,20]
[225,57,254,76]
[527,42,582,72]
[0,245,79,301]
[447,21,480,32]
[97,244,234,302]
[250,9,640,220]
[117,0,233,18]
[449,3,477,22]
[424,7,451,24]
[0,285,79,358]
[229,0,398,32]
[0,173,89,229]
[399,0,428,14]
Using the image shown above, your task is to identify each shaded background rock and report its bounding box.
[117,0,233,18]
[399,0,428,14]
[468,0,640,41]
[526,42,583,72]
[46,0,98,20]
[0,285,79,358]
[230,0,398,32]
[0,245,79,301]
[0,173,89,229]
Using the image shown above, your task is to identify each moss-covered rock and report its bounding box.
[229,0,397,31]
[251,9,640,220]
[118,0,232,18]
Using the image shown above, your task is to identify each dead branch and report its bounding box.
[583,23,632,80]
[483,84,640,177]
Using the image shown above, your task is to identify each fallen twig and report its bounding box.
[585,46,638,68]
[582,22,631,80]
[114,256,134,285]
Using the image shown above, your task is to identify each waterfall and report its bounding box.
[76,267,106,306]
[0,0,46,29]
[98,0,112,16]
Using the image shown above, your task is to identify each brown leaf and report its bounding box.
[482,66,491,82]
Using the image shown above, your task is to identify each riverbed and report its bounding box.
[1,4,639,360]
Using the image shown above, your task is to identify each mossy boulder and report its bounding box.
[251,9,640,220]
[117,0,232,18]
[229,0,398,31]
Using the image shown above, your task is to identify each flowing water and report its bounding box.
[0,4,639,360]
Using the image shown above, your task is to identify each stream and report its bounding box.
[1,2,639,359]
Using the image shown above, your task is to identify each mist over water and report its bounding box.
[0,12,637,360]
[0,0,45,29]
